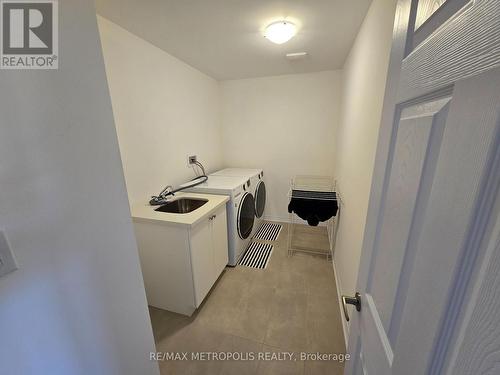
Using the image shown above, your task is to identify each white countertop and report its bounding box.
[131,192,229,227]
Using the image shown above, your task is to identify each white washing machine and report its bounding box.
[186,175,255,266]
[211,168,266,235]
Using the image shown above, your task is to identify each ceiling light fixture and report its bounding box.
[264,21,297,44]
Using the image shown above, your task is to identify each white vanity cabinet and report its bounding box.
[132,194,229,316]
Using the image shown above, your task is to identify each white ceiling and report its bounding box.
[95,0,372,80]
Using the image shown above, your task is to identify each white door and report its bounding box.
[345,0,500,374]
[211,206,229,276]
[190,218,214,307]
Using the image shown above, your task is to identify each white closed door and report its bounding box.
[190,217,214,307]
[345,0,500,374]
[211,206,229,276]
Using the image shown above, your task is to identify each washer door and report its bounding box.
[255,180,266,218]
[237,192,255,239]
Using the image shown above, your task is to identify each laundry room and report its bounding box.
[4,0,497,374]
[92,1,394,373]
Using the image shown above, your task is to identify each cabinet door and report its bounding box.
[189,217,214,307]
[211,206,229,277]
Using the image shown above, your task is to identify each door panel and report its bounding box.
[392,69,500,374]
[362,295,395,374]
[352,340,367,375]
[415,0,448,29]
[190,218,214,307]
[402,0,500,100]
[369,96,450,333]
[412,0,470,48]
[348,66,500,375]
[447,197,500,375]
[212,207,228,276]
[346,0,500,373]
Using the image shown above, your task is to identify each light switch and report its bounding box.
[0,230,18,278]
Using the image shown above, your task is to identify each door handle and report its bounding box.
[341,292,361,322]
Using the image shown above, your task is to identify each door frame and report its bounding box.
[349,0,500,373]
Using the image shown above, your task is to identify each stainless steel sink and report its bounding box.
[154,198,208,214]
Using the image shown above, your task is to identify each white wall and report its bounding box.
[220,71,342,222]
[98,16,224,205]
[0,1,158,374]
[334,0,397,335]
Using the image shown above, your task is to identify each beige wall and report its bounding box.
[98,17,224,205]
[0,3,158,374]
[220,71,342,222]
[334,0,397,335]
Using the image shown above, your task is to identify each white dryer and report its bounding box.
[211,168,266,234]
[186,175,255,266]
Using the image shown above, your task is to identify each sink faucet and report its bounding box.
[150,185,175,205]
[148,173,209,206]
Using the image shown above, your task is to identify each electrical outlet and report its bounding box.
[188,155,197,166]
[0,230,18,278]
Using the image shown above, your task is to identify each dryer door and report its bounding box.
[255,180,266,218]
[237,192,255,239]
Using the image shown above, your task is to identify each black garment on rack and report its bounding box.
[288,190,338,226]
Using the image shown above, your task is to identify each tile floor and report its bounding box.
[149,222,346,375]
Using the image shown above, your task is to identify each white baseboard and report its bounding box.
[332,259,349,349]
[263,214,329,227]
[263,215,291,224]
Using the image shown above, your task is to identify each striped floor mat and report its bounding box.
[239,242,273,269]
[254,222,282,242]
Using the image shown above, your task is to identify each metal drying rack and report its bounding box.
[287,175,341,260]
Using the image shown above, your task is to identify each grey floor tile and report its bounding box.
[304,359,345,375]
[290,224,330,252]
[149,307,196,347]
[227,283,275,342]
[218,335,262,375]
[305,256,337,296]
[194,270,249,333]
[264,289,309,352]
[157,323,228,375]
[307,318,346,354]
[256,345,305,375]
[150,221,346,375]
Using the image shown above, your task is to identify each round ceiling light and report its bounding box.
[264,21,297,44]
